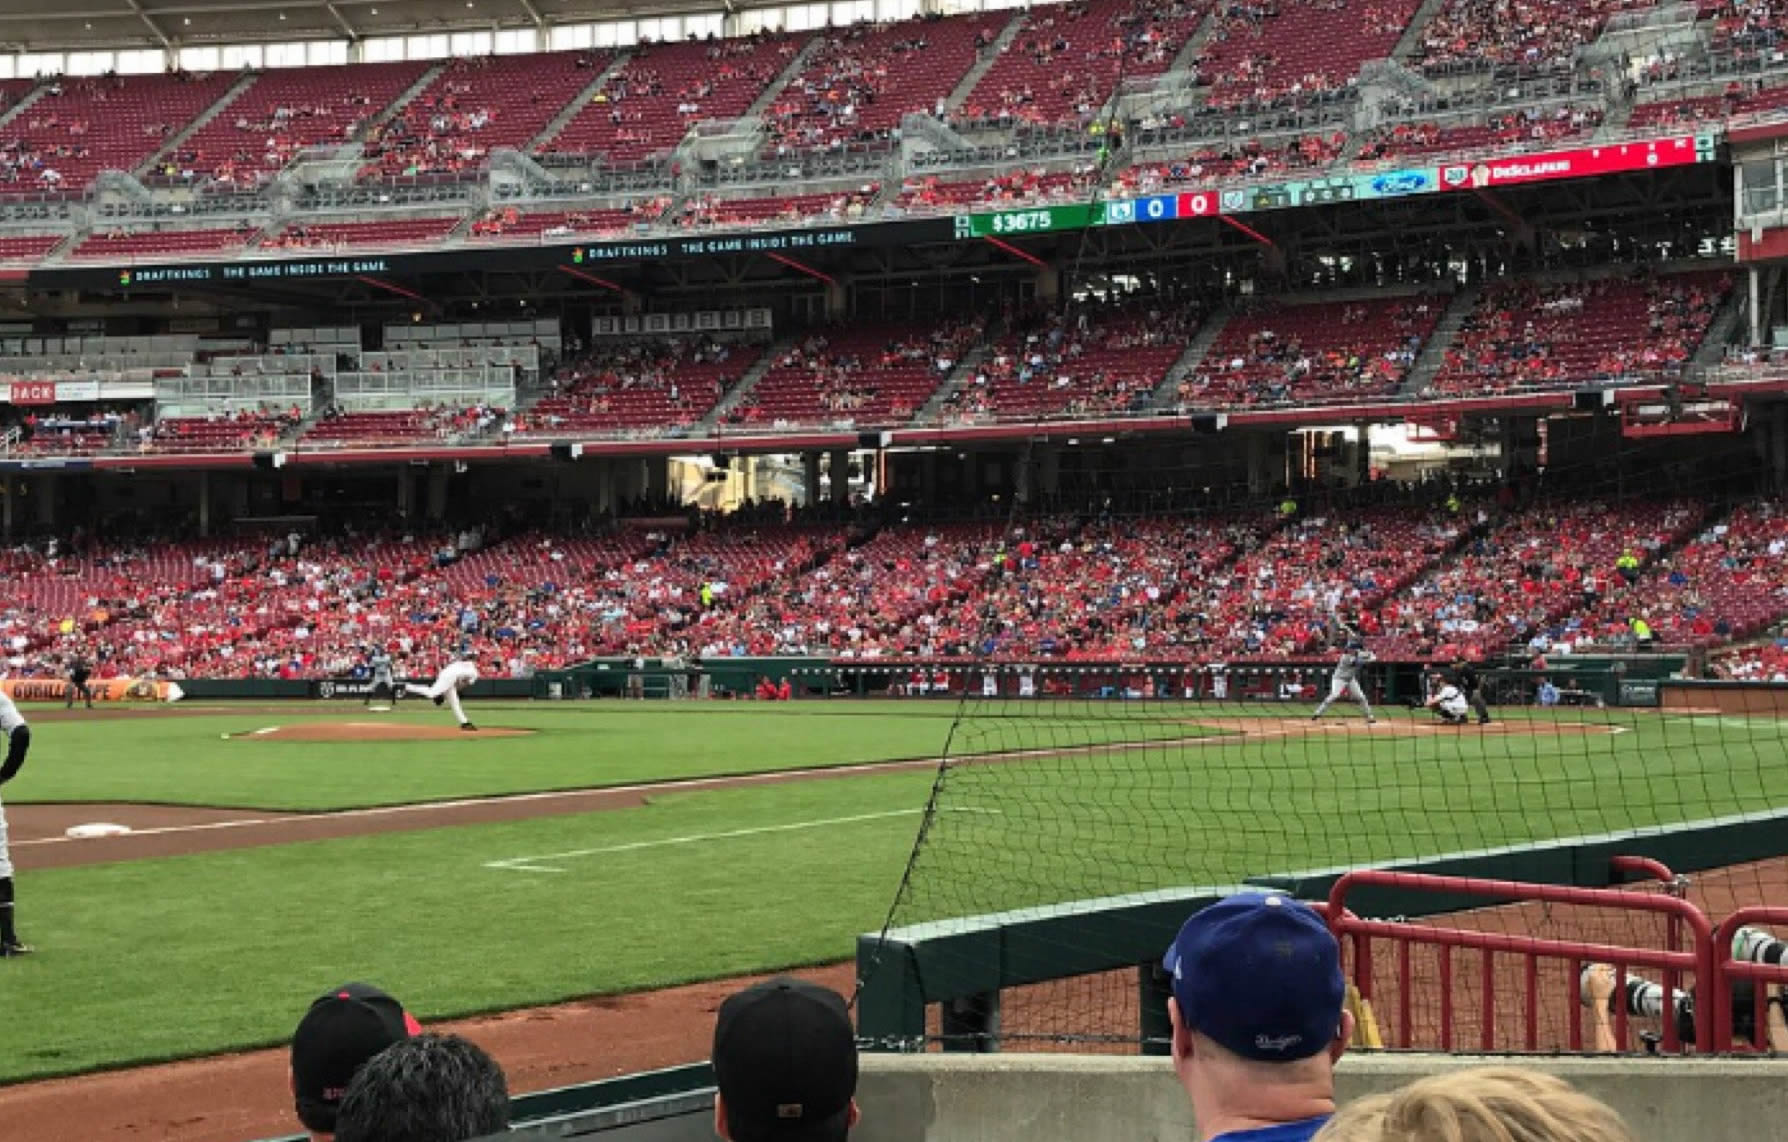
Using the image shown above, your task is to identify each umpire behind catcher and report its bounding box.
[0,686,31,956]
[1449,659,1492,726]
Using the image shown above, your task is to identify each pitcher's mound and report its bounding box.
[236,723,535,742]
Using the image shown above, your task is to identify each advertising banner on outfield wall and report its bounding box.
[0,677,185,703]
[310,678,392,699]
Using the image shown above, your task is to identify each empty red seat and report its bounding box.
[71,226,257,259]
[174,61,431,188]
[543,34,803,162]
[1194,0,1423,109]
[362,52,608,179]
[0,72,238,193]
[266,216,459,250]
[954,0,1207,126]
[767,13,1010,151]
[729,321,979,428]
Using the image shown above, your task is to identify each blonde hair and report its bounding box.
[1313,1068,1637,1142]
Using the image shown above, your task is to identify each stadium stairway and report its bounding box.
[1397,285,1476,398]
[1389,0,1452,61]
[362,61,452,143]
[1171,4,1228,73]
[1693,286,1747,368]
[35,231,82,266]
[1597,93,1639,138]
[743,36,826,123]
[1150,310,1229,411]
[946,13,1028,115]
[0,80,46,132]
[695,340,784,431]
[527,53,633,153]
[916,344,994,424]
[136,70,261,180]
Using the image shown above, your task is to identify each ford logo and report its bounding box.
[1371,171,1430,196]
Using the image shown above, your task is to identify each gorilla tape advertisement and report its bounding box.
[0,677,186,704]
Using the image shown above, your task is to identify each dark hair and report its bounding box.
[333,1033,509,1142]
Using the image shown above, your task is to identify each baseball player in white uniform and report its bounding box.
[404,656,480,731]
[1425,675,1471,725]
[0,687,32,956]
[1311,642,1377,724]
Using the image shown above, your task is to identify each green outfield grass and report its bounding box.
[2,700,1786,1084]
[0,772,938,1083]
[6,700,1214,810]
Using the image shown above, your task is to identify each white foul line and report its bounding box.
[483,807,1002,874]
[9,734,1202,851]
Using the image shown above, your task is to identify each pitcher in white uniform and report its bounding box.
[0,687,32,956]
[404,656,481,731]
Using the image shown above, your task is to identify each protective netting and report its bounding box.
[857,458,1788,1057]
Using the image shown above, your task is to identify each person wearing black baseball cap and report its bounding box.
[711,978,861,1142]
[1163,892,1355,1142]
[290,982,421,1140]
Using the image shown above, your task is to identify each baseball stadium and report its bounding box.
[1,0,1787,1137]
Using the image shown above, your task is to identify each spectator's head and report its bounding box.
[711,978,860,1142]
[1163,892,1352,1142]
[1312,1067,1637,1142]
[332,1033,508,1142]
[290,982,420,1139]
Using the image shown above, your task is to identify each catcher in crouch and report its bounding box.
[1423,670,1472,725]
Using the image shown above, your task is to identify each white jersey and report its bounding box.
[439,661,479,690]
[1433,684,1468,716]
[1332,650,1370,684]
[0,690,22,734]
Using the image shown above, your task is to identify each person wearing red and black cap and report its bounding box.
[711,978,861,1142]
[290,982,421,1140]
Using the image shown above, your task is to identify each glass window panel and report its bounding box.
[66,52,114,76]
[450,31,491,56]
[116,49,165,74]
[266,42,307,67]
[18,53,63,78]
[179,46,220,71]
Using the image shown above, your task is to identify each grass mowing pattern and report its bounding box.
[9,701,1210,810]
[871,696,1788,1047]
[2,701,1786,1079]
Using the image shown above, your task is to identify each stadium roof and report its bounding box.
[0,0,741,52]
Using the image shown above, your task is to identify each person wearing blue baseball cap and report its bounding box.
[1163,892,1354,1142]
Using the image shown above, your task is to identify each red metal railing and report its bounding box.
[1327,868,1717,1053]
[1711,907,1788,1052]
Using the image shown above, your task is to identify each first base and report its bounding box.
[66,823,132,839]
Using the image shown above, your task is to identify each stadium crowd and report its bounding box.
[7,478,1786,683]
